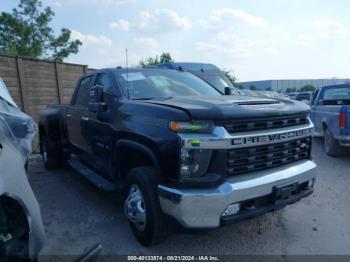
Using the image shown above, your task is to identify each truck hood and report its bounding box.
[143,96,310,120]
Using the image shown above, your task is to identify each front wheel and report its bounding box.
[124,167,167,246]
[324,128,343,157]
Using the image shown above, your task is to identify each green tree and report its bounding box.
[158,52,173,64]
[140,52,174,67]
[266,87,272,91]
[286,87,297,93]
[237,85,244,90]
[250,85,257,91]
[0,0,82,61]
[222,69,237,85]
[300,84,316,92]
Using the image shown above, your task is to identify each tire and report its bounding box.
[124,166,167,246]
[324,128,343,157]
[40,133,67,169]
[0,199,30,260]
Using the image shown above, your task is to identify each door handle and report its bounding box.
[66,113,72,118]
[80,116,89,136]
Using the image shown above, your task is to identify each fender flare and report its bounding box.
[114,139,160,171]
[321,119,329,135]
[38,110,65,151]
[38,121,61,153]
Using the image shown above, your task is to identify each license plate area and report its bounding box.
[273,182,299,205]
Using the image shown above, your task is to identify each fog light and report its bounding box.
[222,203,240,217]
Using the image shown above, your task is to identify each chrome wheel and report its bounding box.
[124,184,146,231]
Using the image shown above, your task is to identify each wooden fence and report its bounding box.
[0,54,94,122]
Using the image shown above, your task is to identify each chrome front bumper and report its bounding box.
[158,160,316,228]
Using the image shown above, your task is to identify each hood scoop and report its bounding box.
[235,100,280,106]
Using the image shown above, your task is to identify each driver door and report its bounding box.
[82,72,116,176]
[66,75,93,160]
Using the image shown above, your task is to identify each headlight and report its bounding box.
[169,121,214,133]
[180,148,212,178]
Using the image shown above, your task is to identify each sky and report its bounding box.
[1,0,350,81]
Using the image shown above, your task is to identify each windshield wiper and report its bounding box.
[131,98,155,100]
[131,97,173,101]
[157,96,173,100]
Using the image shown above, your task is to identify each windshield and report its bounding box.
[115,70,221,100]
[194,74,240,95]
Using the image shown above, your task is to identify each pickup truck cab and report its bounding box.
[310,83,350,156]
[39,68,316,246]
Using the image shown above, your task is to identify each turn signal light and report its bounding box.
[169,121,182,132]
[169,121,214,133]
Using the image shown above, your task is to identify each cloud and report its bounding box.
[71,30,112,47]
[44,0,137,6]
[67,31,125,68]
[296,18,348,48]
[50,1,62,7]
[297,34,315,48]
[133,37,158,49]
[68,32,158,68]
[313,18,347,37]
[196,33,255,58]
[136,9,191,32]
[195,8,271,60]
[195,30,285,60]
[199,8,267,29]
[109,19,130,31]
[108,9,191,34]
[195,39,256,58]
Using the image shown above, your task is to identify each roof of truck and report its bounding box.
[321,83,350,89]
[156,62,221,72]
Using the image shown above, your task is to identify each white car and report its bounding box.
[0,78,45,260]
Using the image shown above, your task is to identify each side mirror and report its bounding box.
[224,86,232,95]
[88,85,107,113]
[89,85,103,102]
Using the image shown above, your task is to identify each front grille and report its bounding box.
[227,137,311,176]
[220,181,313,225]
[240,181,310,210]
[218,114,309,133]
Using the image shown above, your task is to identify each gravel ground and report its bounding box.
[27,138,350,256]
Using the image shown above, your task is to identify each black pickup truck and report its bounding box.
[39,68,316,246]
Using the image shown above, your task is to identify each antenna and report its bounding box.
[125,48,130,99]
[199,53,204,72]
[126,48,129,79]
